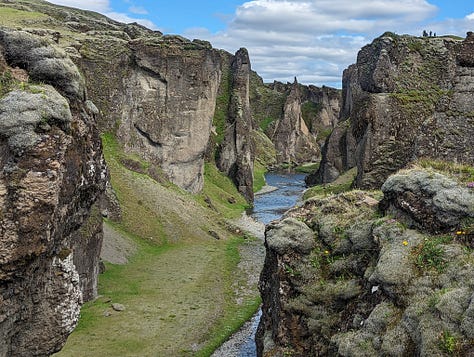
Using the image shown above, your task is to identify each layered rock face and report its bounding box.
[117,38,223,193]
[72,32,223,193]
[0,0,254,195]
[217,48,255,202]
[309,32,474,188]
[73,26,255,196]
[257,169,474,356]
[0,29,106,356]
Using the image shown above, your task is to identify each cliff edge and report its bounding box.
[258,167,474,356]
[0,29,106,356]
[308,32,474,188]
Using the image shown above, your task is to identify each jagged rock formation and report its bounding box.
[257,169,474,356]
[217,48,255,202]
[0,29,106,356]
[0,0,257,197]
[271,79,320,165]
[308,32,474,188]
[251,76,341,166]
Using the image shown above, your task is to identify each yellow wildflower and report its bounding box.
[402,240,408,246]
[324,250,330,255]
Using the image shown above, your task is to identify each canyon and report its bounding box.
[0,1,472,357]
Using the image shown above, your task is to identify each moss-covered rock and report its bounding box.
[258,168,474,356]
[315,32,474,189]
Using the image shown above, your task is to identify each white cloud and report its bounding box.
[466,13,474,21]
[129,6,148,15]
[47,0,159,31]
[46,0,110,12]
[184,0,454,88]
[105,12,159,30]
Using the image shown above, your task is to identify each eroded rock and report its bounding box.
[258,170,474,356]
[0,30,106,356]
[313,33,474,189]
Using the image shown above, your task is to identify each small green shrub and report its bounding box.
[412,235,452,272]
[439,330,459,354]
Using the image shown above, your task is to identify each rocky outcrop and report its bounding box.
[0,29,106,356]
[271,79,320,165]
[117,37,222,193]
[257,169,474,356]
[0,0,257,196]
[217,48,255,202]
[312,32,474,188]
[251,77,341,166]
[380,169,474,234]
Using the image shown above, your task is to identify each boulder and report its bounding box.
[380,169,474,233]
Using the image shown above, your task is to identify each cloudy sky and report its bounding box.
[48,0,474,87]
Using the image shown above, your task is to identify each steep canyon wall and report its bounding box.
[0,28,106,356]
[308,32,474,188]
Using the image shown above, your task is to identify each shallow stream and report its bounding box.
[237,171,307,356]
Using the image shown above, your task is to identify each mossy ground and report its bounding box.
[54,134,260,356]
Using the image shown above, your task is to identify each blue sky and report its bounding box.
[48,0,474,88]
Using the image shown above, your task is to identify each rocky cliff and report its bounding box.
[216,48,255,202]
[308,32,474,188]
[0,28,106,356]
[257,167,474,356]
[0,0,257,198]
[271,79,320,165]
[251,77,341,166]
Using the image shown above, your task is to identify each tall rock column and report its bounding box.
[272,78,320,165]
[217,48,255,202]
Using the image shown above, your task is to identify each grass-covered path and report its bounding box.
[54,134,262,356]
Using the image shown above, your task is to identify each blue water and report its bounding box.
[237,171,306,357]
[249,172,306,224]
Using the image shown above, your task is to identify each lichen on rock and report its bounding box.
[0,29,106,356]
[312,32,474,189]
[257,169,474,356]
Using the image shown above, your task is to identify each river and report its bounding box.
[237,171,307,357]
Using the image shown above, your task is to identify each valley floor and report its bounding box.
[54,135,264,357]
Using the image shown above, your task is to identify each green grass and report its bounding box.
[57,227,258,356]
[439,330,460,355]
[414,159,474,184]
[0,6,48,27]
[55,133,261,356]
[212,69,232,145]
[199,162,249,218]
[303,167,357,200]
[412,235,453,273]
[295,162,320,174]
[253,161,267,192]
[259,116,275,131]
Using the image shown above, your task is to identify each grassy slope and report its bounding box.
[54,134,260,357]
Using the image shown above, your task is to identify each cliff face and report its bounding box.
[250,77,341,166]
[0,0,255,196]
[309,32,474,188]
[0,29,106,356]
[272,79,320,165]
[257,168,474,356]
[217,48,255,202]
[74,33,223,193]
